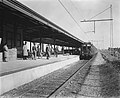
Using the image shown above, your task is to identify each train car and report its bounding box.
[79,42,94,60]
[63,42,97,59]
[64,48,79,55]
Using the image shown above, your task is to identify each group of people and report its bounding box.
[45,44,59,59]
[1,42,60,62]
[23,42,59,60]
[23,42,42,60]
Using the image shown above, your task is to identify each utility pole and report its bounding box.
[110,5,113,48]
[81,5,113,50]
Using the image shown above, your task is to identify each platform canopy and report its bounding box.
[0,0,84,47]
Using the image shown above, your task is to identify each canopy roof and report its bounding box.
[0,0,84,47]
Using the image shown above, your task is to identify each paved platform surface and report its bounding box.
[0,55,77,76]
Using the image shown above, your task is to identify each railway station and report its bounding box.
[0,0,120,98]
[0,0,84,61]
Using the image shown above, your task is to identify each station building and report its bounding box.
[0,0,83,61]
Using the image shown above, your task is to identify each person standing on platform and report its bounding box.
[61,47,64,55]
[37,44,42,59]
[32,43,37,60]
[55,46,58,57]
[79,48,81,60]
[3,43,8,62]
[23,41,28,60]
[46,44,50,59]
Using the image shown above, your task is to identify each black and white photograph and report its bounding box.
[0,0,120,97]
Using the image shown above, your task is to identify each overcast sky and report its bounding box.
[18,0,120,49]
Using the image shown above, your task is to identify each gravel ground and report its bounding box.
[100,62,120,97]
[83,78,100,87]
[54,61,91,98]
[86,74,100,80]
[55,52,120,98]
[78,58,120,98]
[78,85,101,97]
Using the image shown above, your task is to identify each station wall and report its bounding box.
[0,18,23,61]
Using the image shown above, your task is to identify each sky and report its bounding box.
[18,0,120,49]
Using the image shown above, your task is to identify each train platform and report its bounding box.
[2,52,119,98]
[0,55,79,95]
[0,55,78,76]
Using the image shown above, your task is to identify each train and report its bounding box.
[64,48,79,55]
[79,42,97,60]
[63,42,97,60]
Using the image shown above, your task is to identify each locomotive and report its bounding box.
[79,42,97,60]
[63,42,97,60]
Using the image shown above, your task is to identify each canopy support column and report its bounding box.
[1,10,3,44]
[14,22,17,48]
[53,38,55,49]
[39,37,42,52]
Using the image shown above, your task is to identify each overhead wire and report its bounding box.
[69,0,93,36]
[86,6,111,34]
[68,0,93,40]
[69,0,83,19]
[88,5,112,48]
[69,0,93,34]
[58,0,85,33]
[89,6,111,20]
[69,0,89,33]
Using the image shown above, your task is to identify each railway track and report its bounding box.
[2,55,96,98]
[49,60,92,98]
